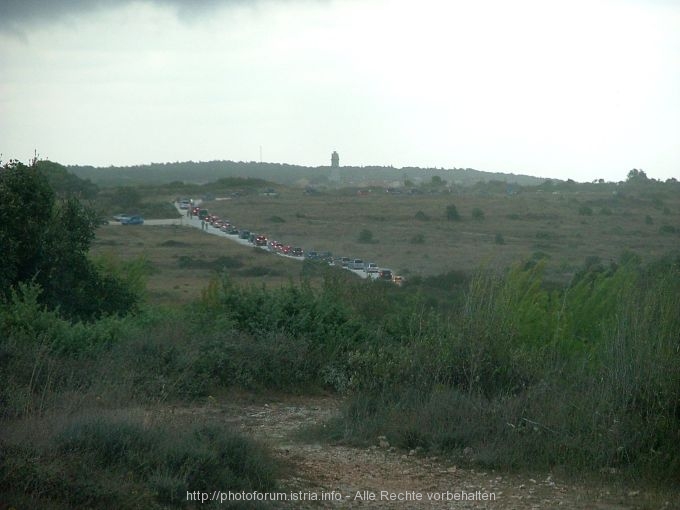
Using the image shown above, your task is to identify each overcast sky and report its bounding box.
[1,0,678,182]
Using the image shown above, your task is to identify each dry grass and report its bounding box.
[194,187,679,278]
[90,224,309,306]
[90,185,679,304]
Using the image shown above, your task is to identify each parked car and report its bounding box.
[227,226,239,235]
[238,229,251,239]
[349,259,364,270]
[113,213,131,222]
[305,251,318,260]
[378,269,393,280]
[364,262,379,273]
[121,215,144,225]
[292,247,304,257]
[318,251,333,264]
[339,257,351,267]
[255,235,268,246]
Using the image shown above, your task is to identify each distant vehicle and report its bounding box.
[113,213,131,222]
[121,215,144,225]
[305,251,318,260]
[255,235,268,246]
[281,245,292,255]
[178,198,192,209]
[318,251,333,263]
[339,257,351,267]
[227,226,239,235]
[378,269,393,281]
[248,233,257,243]
[292,247,304,257]
[364,262,379,273]
[239,229,251,239]
[349,259,364,270]
[198,209,209,220]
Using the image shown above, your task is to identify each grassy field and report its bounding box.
[90,224,314,306]
[174,185,680,281]
[90,181,679,305]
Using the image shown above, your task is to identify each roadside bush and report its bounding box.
[659,224,676,234]
[414,210,430,221]
[1,415,278,509]
[578,205,593,216]
[409,233,425,244]
[494,233,505,245]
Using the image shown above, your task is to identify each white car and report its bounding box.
[364,262,379,273]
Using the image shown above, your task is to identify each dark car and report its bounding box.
[292,247,304,257]
[239,229,251,239]
[378,269,393,280]
[228,226,239,235]
[121,215,144,225]
[318,251,333,264]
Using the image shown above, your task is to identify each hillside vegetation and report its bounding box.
[1,159,678,507]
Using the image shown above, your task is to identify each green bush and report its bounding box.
[1,415,278,509]
[409,233,425,244]
[445,204,460,221]
[414,210,430,221]
[358,229,376,243]
[471,208,485,220]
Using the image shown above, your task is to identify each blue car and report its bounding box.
[121,215,144,225]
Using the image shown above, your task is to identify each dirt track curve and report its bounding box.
[168,395,673,510]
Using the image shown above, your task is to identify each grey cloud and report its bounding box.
[0,0,312,32]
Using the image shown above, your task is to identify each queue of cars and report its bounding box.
[185,204,404,284]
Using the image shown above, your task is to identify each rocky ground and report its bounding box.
[169,394,674,510]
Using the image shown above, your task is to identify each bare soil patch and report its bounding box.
[167,394,674,509]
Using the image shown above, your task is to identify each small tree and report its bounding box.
[358,229,375,243]
[471,208,485,220]
[445,204,460,221]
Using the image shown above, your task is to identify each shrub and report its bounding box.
[1,415,279,509]
[410,233,425,245]
[414,210,430,221]
[659,225,676,234]
[445,204,460,221]
[358,229,376,243]
[494,233,505,245]
[645,215,653,225]
[578,205,593,216]
[268,215,285,223]
[471,208,485,220]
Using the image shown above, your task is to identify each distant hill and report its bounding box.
[68,160,547,188]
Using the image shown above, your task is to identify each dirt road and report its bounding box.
[171,395,673,509]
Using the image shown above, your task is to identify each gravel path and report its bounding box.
[171,395,672,509]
